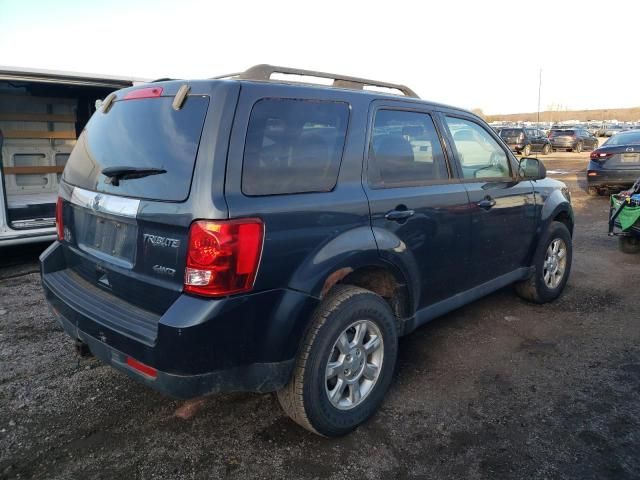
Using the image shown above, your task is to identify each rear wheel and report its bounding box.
[522,144,531,156]
[277,285,398,437]
[574,142,583,153]
[542,144,551,155]
[587,186,600,196]
[515,221,572,303]
[619,236,640,254]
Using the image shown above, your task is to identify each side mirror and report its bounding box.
[519,157,546,180]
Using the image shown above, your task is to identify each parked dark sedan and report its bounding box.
[587,130,640,195]
[549,127,599,153]
[499,127,552,155]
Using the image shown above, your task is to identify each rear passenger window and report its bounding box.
[368,110,448,188]
[242,99,349,196]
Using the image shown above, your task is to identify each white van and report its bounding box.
[0,67,140,246]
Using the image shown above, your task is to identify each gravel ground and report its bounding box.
[1,151,639,479]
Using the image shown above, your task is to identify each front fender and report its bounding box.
[538,187,574,235]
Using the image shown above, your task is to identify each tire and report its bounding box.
[574,142,583,153]
[277,285,398,437]
[619,236,640,254]
[587,186,600,196]
[522,144,531,156]
[542,144,551,155]
[515,221,572,303]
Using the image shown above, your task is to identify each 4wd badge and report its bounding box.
[152,265,176,277]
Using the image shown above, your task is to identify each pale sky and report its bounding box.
[1,0,638,114]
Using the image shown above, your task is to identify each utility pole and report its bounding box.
[537,68,542,125]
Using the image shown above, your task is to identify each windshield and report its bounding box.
[551,130,574,136]
[603,131,640,146]
[63,95,209,201]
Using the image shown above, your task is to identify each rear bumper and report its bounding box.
[40,242,318,398]
[551,141,576,149]
[587,164,640,188]
[52,309,294,398]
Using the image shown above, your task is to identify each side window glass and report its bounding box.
[445,117,511,180]
[368,109,448,188]
[242,99,349,196]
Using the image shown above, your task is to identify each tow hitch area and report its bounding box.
[74,339,93,358]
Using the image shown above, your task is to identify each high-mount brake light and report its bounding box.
[123,87,164,100]
[184,219,264,297]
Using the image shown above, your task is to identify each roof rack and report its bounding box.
[212,64,419,98]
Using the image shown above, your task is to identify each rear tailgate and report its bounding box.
[54,86,211,319]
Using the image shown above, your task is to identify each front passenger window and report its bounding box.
[445,117,511,180]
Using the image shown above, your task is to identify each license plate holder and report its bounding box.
[622,153,640,163]
[73,207,137,266]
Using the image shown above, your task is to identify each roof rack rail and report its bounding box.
[212,64,419,98]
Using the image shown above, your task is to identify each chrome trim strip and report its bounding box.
[70,187,140,218]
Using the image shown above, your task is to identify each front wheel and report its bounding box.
[574,142,583,153]
[522,144,531,156]
[542,144,551,155]
[277,285,398,437]
[515,221,572,303]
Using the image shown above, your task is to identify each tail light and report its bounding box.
[55,197,64,240]
[590,151,613,161]
[184,219,264,297]
[123,86,163,100]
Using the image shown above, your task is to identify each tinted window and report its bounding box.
[552,129,575,136]
[368,110,448,188]
[242,99,349,196]
[445,117,511,179]
[500,129,522,138]
[64,96,209,201]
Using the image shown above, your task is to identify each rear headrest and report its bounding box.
[374,135,414,163]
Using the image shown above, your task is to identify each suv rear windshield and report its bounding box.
[63,96,209,201]
[551,130,574,135]
[500,129,522,137]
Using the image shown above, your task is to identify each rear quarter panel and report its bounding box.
[223,83,375,297]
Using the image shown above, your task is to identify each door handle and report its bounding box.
[385,209,415,222]
[477,197,496,210]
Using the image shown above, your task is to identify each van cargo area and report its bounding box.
[0,67,137,245]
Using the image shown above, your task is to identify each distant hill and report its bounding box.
[486,107,640,123]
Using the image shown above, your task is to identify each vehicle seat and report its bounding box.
[373,135,420,184]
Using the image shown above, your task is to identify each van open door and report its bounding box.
[0,66,144,246]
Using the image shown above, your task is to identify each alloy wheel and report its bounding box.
[325,319,384,410]
[543,238,567,289]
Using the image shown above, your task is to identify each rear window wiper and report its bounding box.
[102,166,167,186]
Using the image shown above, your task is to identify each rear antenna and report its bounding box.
[173,84,190,110]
